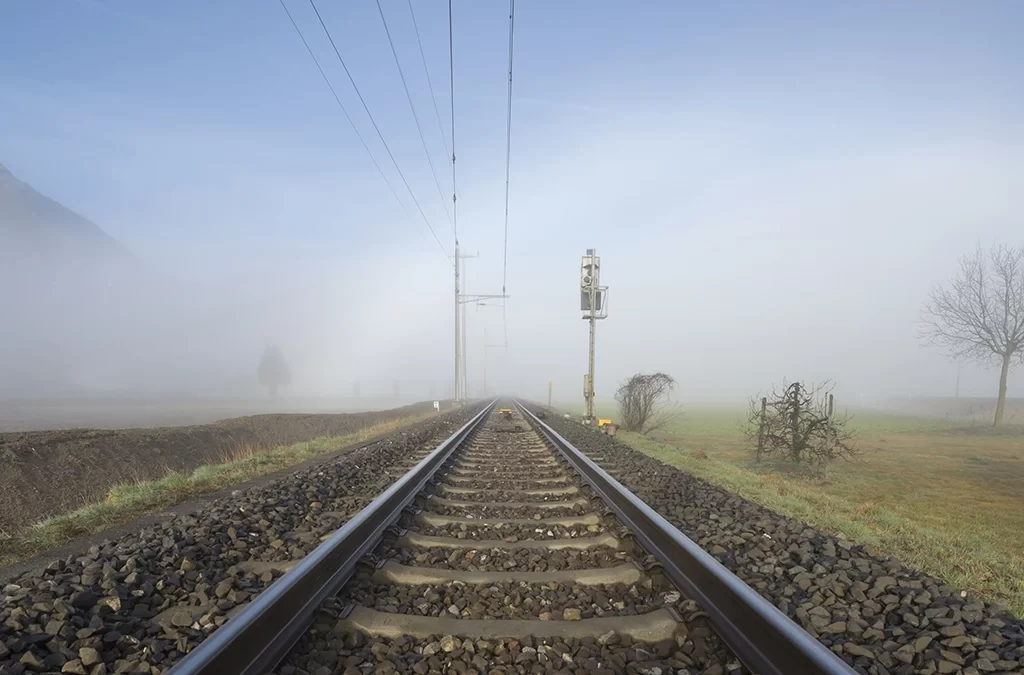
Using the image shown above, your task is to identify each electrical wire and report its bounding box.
[375,0,453,230]
[448,0,457,244]
[406,0,452,166]
[501,0,515,296]
[277,0,449,263]
[308,0,452,263]
[501,0,516,349]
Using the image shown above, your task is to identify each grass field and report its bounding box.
[611,407,1024,616]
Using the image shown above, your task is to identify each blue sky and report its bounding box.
[4,0,1020,256]
[2,1,1023,401]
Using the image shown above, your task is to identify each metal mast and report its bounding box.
[580,248,608,422]
[587,290,596,419]
[449,0,459,405]
[454,241,460,403]
[458,251,479,399]
[462,253,467,398]
[458,272,509,400]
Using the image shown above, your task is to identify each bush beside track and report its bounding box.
[536,411,1024,675]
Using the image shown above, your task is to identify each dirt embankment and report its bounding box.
[0,402,437,535]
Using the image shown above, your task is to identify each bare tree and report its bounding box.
[614,372,678,434]
[743,380,859,474]
[921,244,1024,426]
[744,396,772,463]
[257,345,291,397]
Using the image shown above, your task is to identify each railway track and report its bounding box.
[170,401,853,675]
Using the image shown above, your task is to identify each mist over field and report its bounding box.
[2,1,1023,412]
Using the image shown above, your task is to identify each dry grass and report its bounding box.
[615,407,1024,616]
[0,413,433,567]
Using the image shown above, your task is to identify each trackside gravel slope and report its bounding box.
[0,402,436,535]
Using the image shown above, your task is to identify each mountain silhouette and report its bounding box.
[0,163,137,397]
[0,162,129,267]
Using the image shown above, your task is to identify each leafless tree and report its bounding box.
[921,244,1024,426]
[257,345,291,397]
[743,380,859,474]
[744,395,773,463]
[614,372,678,434]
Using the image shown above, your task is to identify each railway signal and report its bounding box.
[581,248,608,422]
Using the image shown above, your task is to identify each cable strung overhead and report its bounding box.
[277,0,450,263]
[501,0,515,297]
[407,0,451,166]
[501,0,516,349]
[375,0,453,230]
[308,0,452,263]
[448,0,458,244]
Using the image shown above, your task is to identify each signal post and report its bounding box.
[580,249,608,422]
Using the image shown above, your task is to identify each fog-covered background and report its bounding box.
[2,1,1022,411]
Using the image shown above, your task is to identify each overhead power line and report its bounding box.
[501,0,516,295]
[406,0,452,166]
[308,0,452,263]
[375,0,453,230]
[277,0,449,263]
[448,0,457,243]
[501,0,516,348]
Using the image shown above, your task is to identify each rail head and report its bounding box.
[169,400,498,675]
[514,400,855,675]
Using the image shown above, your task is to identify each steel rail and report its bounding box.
[515,401,855,675]
[169,400,497,675]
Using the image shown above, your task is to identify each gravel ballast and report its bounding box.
[343,580,668,620]
[383,539,636,574]
[537,410,1024,675]
[282,619,740,675]
[407,521,606,542]
[0,408,480,674]
[424,501,589,519]
[274,409,743,675]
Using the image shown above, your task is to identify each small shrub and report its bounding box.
[615,372,678,434]
[743,380,860,475]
